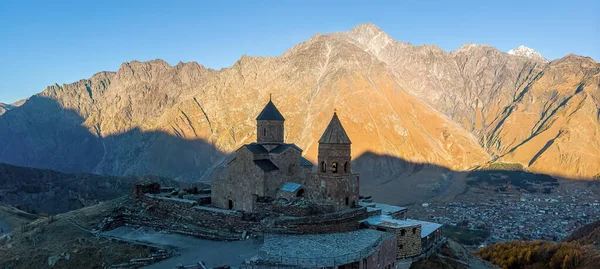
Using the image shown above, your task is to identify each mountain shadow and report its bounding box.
[0,95,104,173]
[353,151,597,206]
[0,96,225,181]
[0,96,596,208]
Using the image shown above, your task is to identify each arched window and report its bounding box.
[344,162,350,173]
[321,161,326,172]
[332,162,338,173]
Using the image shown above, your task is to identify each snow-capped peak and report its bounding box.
[508,45,548,62]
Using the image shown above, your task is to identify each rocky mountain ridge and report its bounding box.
[0,99,27,116]
[0,103,13,116]
[507,45,548,63]
[0,23,598,183]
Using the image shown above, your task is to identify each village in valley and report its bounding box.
[408,181,600,247]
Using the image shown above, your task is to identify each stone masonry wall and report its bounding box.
[212,145,312,213]
[211,149,266,212]
[394,225,422,258]
[268,207,367,234]
[307,173,360,210]
[257,120,284,143]
[136,192,365,235]
[390,210,407,220]
[254,200,335,217]
[264,148,309,198]
[362,234,397,269]
[318,143,352,175]
[138,194,259,233]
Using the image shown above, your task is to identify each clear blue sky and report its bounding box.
[1,0,598,104]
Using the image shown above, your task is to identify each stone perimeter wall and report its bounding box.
[254,200,336,217]
[137,194,259,233]
[267,207,368,234]
[133,191,366,235]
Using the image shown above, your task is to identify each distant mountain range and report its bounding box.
[0,99,26,116]
[0,23,598,183]
[0,103,14,116]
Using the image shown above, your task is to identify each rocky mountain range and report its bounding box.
[0,99,26,116]
[0,103,13,116]
[0,23,598,183]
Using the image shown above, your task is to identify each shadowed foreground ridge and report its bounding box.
[0,162,177,214]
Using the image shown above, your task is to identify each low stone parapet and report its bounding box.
[268,207,368,234]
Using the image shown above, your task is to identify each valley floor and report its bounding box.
[406,179,600,246]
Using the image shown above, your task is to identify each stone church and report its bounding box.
[211,99,359,212]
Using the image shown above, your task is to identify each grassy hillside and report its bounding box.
[564,219,600,246]
[0,198,157,269]
[0,163,178,214]
[0,204,38,235]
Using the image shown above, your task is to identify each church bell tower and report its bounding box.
[312,111,358,210]
[318,112,352,175]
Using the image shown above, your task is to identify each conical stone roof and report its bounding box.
[256,100,285,121]
[319,112,351,144]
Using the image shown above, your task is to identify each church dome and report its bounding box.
[319,112,351,144]
[256,100,285,121]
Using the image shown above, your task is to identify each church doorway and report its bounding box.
[228,199,234,210]
[296,189,305,197]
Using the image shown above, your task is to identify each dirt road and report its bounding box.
[103,226,262,268]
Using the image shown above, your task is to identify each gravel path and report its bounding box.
[103,226,262,268]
